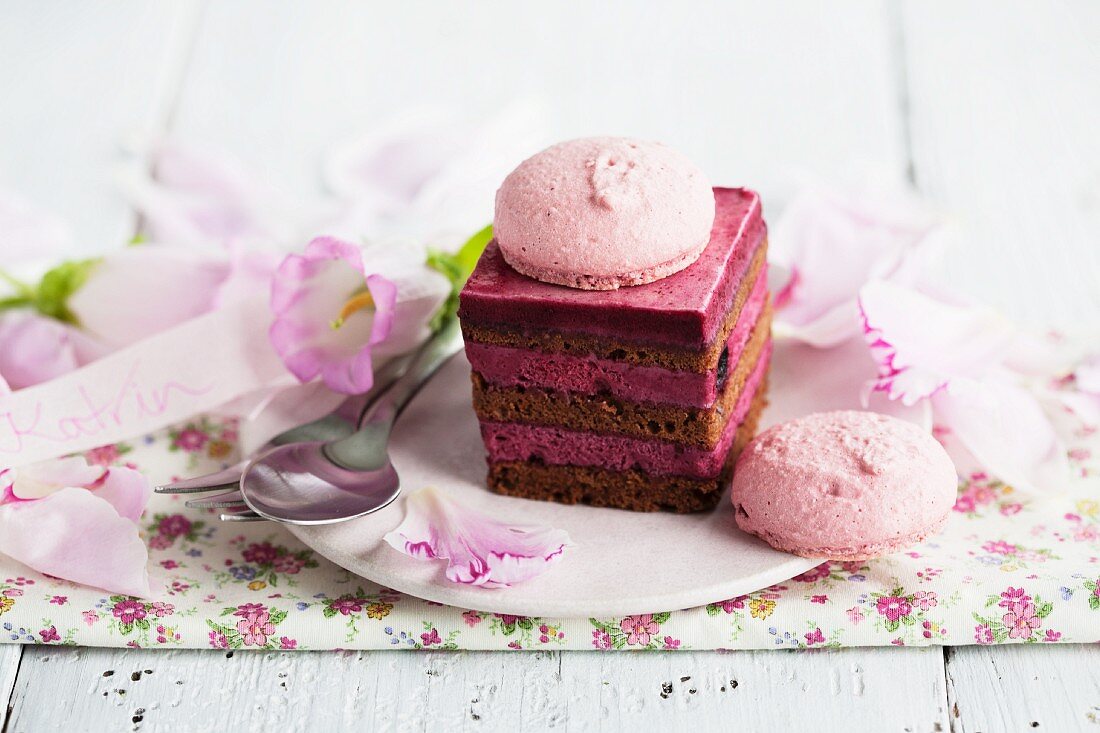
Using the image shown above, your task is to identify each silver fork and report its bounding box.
[157,353,412,520]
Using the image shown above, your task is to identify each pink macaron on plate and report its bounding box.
[282,339,909,617]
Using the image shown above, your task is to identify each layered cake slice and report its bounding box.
[458,138,770,512]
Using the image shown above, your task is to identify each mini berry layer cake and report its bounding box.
[459,181,770,513]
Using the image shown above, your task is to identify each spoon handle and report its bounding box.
[323,318,463,469]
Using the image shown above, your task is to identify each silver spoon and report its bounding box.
[235,318,463,525]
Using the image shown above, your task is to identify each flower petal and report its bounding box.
[321,101,546,245]
[0,311,107,389]
[383,487,570,588]
[859,280,1017,406]
[0,487,151,596]
[68,246,232,347]
[931,375,1069,494]
[94,465,153,522]
[0,190,73,267]
[9,456,106,500]
[770,181,942,347]
[116,139,299,249]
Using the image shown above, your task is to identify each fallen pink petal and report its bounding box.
[769,181,943,348]
[383,487,570,588]
[0,456,152,596]
[859,279,1016,406]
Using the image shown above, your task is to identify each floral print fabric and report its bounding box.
[0,416,1097,651]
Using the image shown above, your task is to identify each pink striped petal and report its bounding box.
[383,487,570,588]
[859,280,1016,406]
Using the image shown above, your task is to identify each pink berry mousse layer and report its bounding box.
[459,187,764,350]
[464,267,768,409]
[494,138,715,290]
[481,342,771,480]
[731,410,958,560]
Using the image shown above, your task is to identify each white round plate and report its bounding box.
[288,347,827,617]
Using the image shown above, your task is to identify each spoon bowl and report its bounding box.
[240,441,401,524]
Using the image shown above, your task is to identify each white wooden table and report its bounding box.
[2,2,1098,730]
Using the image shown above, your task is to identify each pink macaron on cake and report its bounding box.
[459,137,771,512]
[730,411,958,559]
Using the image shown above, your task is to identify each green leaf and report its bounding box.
[1089,596,1099,611]
[30,259,99,323]
[652,612,671,624]
[705,605,720,617]
[323,606,337,619]
[426,224,492,330]
[269,609,288,625]
[885,619,899,633]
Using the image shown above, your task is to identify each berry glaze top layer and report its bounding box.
[459,187,765,350]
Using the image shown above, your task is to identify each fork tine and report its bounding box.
[220,510,266,522]
[156,463,246,494]
[185,489,246,509]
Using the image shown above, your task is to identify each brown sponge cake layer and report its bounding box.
[486,381,768,513]
[460,240,767,373]
[471,305,772,449]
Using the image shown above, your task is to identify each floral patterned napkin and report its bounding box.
[1,414,1097,652]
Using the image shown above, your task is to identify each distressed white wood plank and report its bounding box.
[0,1,204,256]
[903,0,1100,331]
[171,0,906,214]
[6,646,947,732]
[946,645,1100,731]
[0,644,22,730]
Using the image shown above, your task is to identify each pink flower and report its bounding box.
[804,628,825,646]
[148,534,173,550]
[112,599,147,625]
[208,630,229,649]
[241,542,279,565]
[82,610,99,626]
[232,603,267,618]
[0,457,151,596]
[158,514,193,538]
[273,554,305,575]
[1003,601,1041,640]
[151,602,174,618]
[384,487,570,588]
[462,610,482,627]
[49,595,67,606]
[160,560,180,570]
[846,607,865,625]
[85,445,122,467]
[619,615,659,646]
[330,597,364,616]
[1000,503,1024,516]
[953,493,977,513]
[913,591,938,611]
[173,429,208,453]
[770,180,942,347]
[810,595,828,605]
[875,596,912,622]
[420,628,441,647]
[269,238,397,395]
[38,626,60,643]
[0,311,106,389]
[591,630,611,650]
[68,245,276,349]
[999,587,1030,608]
[713,596,747,614]
[117,139,296,249]
[793,563,831,583]
[237,611,276,646]
[662,636,681,650]
[0,189,72,267]
[983,541,1017,555]
[279,637,298,650]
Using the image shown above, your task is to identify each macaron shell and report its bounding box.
[494,137,715,290]
[730,410,957,560]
